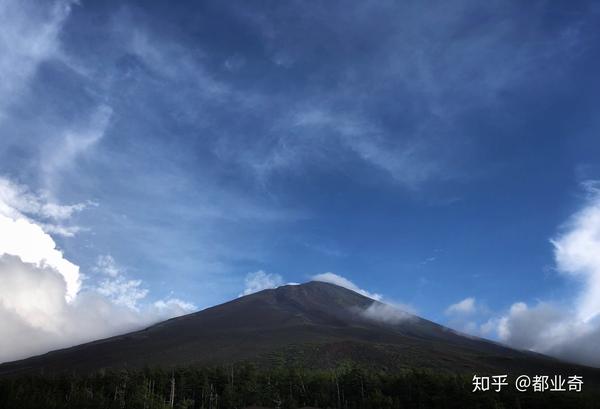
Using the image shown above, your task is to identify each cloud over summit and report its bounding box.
[312,272,382,301]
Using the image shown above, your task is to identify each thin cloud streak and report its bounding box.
[0,0,76,121]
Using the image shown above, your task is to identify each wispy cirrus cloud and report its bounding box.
[0,0,76,121]
[0,177,92,237]
[40,105,113,192]
[213,0,584,189]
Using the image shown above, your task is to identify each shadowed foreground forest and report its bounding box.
[1,364,598,409]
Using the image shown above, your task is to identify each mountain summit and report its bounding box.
[1,281,597,377]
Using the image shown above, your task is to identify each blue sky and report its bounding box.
[2,0,600,365]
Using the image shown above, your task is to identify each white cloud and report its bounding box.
[552,182,600,322]
[496,302,572,351]
[240,270,284,296]
[491,301,600,367]
[94,254,122,277]
[0,212,81,301]
[0,177,89,237]
[0,177,196,363]
[0,177,98,300]
[488,183,600,366]
[311,272,415,324]
[361,302,413,324]
[39,223,84,238]
[153,298,197,315]
[96,276,149,310]
[0,254,196,363]
[311,272,382,301]
[0,0,112,195]
[479,318,498,336]
[445,297,477,315]
[94,255,198,312]
[444,297,490,336]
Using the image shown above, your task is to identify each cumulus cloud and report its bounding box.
[490,301,600,367]
[0,254,196,363]
[497,302,571,351]
[0,2,192,363]
[444,297,492,336]
[490,183,600,366]
[552,182,600,322]
[0,210,81,301]
[445,297,477,315]
[0,177,196,363]
[240,270,284,296]
[311,272,382,300]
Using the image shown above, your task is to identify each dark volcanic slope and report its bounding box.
[1,281,598,379]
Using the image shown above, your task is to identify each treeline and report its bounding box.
[0,363,597,409]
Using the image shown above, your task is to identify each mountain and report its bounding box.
[1,281,598,379]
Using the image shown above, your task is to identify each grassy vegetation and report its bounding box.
[1,363,598,409]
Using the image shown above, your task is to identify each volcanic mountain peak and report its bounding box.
[230,280,375,310]
[149,280,391,335]
[2,280,599,380]
[229,280,380,318]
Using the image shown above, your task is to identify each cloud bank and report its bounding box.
[495,183,600,366]
[0,177,196,363]
[0,179,82,300]
[449,183,600,366]
[552,182,600,323]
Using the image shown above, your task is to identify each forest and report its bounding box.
[0,363,598,409]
